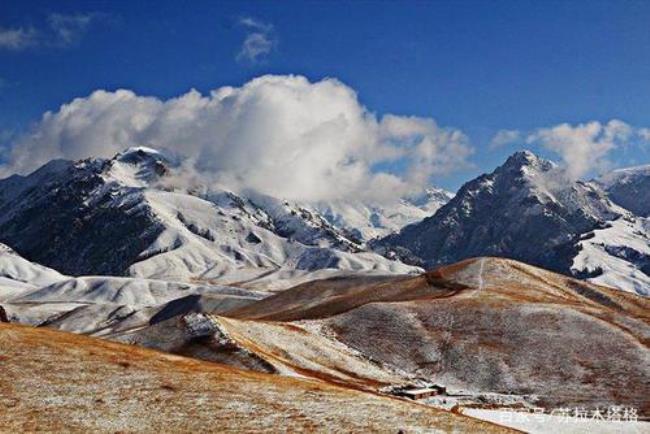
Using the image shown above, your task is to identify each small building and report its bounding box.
[395,385,446,400]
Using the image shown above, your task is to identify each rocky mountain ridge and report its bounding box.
[376,151,650,295]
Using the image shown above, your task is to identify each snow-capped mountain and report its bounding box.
[311,188,453,241]
[375,151,650,295]
[0,147,419,286]
[597,164,650,217]
[3,147,649,296]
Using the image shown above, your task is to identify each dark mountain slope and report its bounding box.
[375,151,620,273]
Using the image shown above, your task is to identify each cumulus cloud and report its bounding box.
[489,129,521,150]
[525,119,647,180]
[237,17,275,63]
[3,75,473,202]
[379,115,473,186]
[0,12,100,51]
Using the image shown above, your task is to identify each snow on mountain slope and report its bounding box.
[0,243,66,300]
[0,243,268,332]
[127,188,416,284]
[4,281,266,335]
[244,189,364,250]
[573,215,650,295]
[311,188,453,241]
[12,275,263,308]
[0,152,165,276]
[0,147,418,284]
[598,164,650,217]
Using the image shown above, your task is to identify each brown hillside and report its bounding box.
[0,322,513,433]
[221,257,650,413]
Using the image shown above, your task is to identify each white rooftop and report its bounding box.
[401,387,441,395]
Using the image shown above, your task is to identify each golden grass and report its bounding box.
[0,322,515,433]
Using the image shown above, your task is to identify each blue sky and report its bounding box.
[1,0,650,192]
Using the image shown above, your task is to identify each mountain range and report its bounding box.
[1,147,649,430]
[2,147,650,295]
[0,147,429,291]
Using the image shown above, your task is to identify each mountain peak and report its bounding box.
[504,150,540,166]
[107,146,171,184]
[115,146,167,164]
[500,150,557,176]
[376,147,623,281]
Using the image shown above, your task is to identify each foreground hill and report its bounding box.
[153,257,647,414]
[0,323,511,433]
[4,252,648,423]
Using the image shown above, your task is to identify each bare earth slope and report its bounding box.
[0,323,511,433]
[222,257,650,413]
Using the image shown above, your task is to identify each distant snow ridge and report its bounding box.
[0,243,271,331]
[0,243,66,301]
[598,164,650,217]
[3,146,649,296]
[0,147,421,287]
[311,187,453,242]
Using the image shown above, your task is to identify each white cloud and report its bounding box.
[489,129,521,149]
[0,13,99,51]
[237,17,275,63]
[525,119,643,180]
[47,13,96,47]
[239,17,273,33]
[2,75,473,202]
[0,26,37,50]
[379,115,473,185]
[238,33,273,63]
[638,128,650,142]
